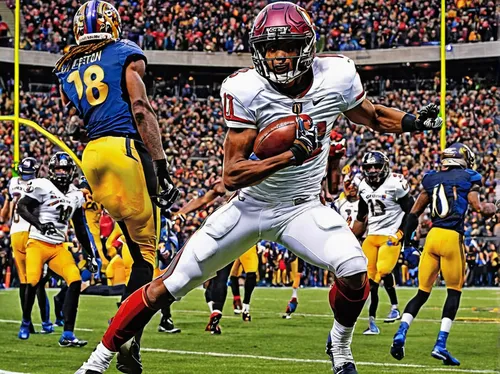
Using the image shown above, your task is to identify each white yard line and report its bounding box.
[140,347,500,373]
[173,309,500,324]
[0,319,93,331]
[0,370,30,374]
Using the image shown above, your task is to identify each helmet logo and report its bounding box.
[266,26,290,35]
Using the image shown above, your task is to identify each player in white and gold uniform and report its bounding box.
[1,158,54,337]
[79,3,443,373]
[17,152,97,347]
[352,151,414,335]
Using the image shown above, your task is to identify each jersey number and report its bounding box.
[368,199,386,217]
[56,205,73,224]
[67,65,109,106]
[431,184,450,218]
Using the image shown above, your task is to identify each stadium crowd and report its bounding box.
[3,0,496,53]
[0,73,498,288]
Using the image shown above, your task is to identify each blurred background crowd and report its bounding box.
[0,70,498,288]
[0,0,497,52]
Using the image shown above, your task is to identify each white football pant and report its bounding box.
[163,192,367,298]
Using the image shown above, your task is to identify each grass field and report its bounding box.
[0,287,499,374]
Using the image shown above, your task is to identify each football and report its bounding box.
[253,114,313,159]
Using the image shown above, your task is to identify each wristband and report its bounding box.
[289,144,307,165]
[401,113,417,132]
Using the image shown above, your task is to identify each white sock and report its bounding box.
[212,309,222,315]
[401,313,414,327]
[207,301,214,313]
[81,342,115,371]
[329,320,354,366]
[292,288,298,299]
[243,303,250,313]
[391,304,398,310]
[440,317,453,333]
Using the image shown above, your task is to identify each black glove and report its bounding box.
[86,256,98,273]
[289,116,318,165]
[39,222,57,236]
[152,159,180,210]
[415,104,443,130]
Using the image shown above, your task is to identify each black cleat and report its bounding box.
[158,318,181,334]
[116,339,142,374]
[242,311,252,322]
[205,311,222,335]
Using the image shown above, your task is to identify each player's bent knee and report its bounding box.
[336,255,368,280]
[144,279,174,310]
[338,271,367,290]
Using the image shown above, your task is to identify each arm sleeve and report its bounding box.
[220,87,257,130]
[356,197,368,221]
[403,213,419,246]
[71,207,95,258]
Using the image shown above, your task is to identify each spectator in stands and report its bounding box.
[11,0,497,53]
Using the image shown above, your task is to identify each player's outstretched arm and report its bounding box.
[223,128,296,191]
[403,191,430,246]
[344,99,442,133]
[178,182,226,216]
[352,197,368,238]
[126,59,165,161]
[0,193,11,222]
[468,190,496,218]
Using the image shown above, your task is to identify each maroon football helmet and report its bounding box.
[250,2,316,84]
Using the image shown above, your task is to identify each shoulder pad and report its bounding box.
[221,68,263,105]
[465,169,482,183]
[315,55,357,85]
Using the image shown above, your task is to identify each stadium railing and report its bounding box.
[1,41,500,68]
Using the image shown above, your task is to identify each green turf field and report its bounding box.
[0,287,499,374]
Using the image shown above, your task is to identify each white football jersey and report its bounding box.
[220,55,365,202]
[23,179,85,244]
[8,177,31,234]
[358,173,409,236]
[333,197,359,229]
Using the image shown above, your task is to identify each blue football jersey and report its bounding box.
[55,39,146,139]
[421,168,482,234]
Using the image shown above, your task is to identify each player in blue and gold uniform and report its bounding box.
[53,0,178,371]
[390,143,497,366]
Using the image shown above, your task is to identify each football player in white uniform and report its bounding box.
[1,157,54,338]
[352,151,414,335]
[334,175,360,229]
[17,152,97,347]
[78,3,442,374]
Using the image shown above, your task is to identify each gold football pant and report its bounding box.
[82,136,158,268]
[11,231,29,284]
[362,235,401,284]
[230,246,259,277]
[25,239,81,287]
[419,227,465,293]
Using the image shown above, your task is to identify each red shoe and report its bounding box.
[205,311,222,335]
[233,297,243,315]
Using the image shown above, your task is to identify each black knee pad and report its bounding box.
[443,289,462,320]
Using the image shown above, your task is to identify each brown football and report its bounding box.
[253,114,313,159]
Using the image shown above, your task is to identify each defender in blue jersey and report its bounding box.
[390,143,497,366]
[53,1,178,372]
